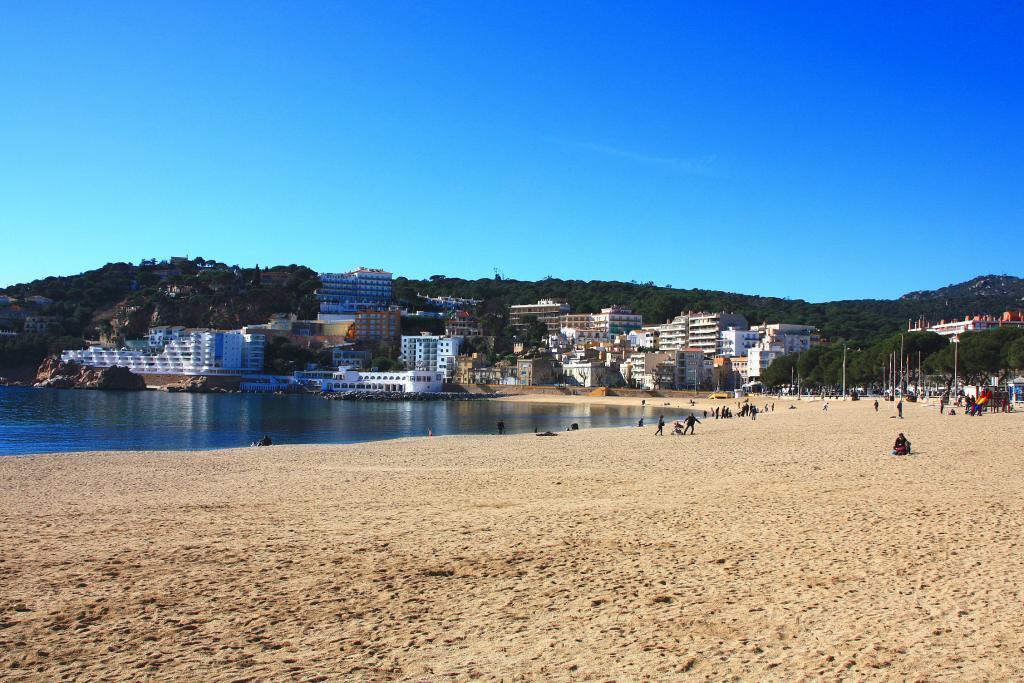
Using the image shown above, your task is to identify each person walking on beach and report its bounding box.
[874,399,879,412]
[681,414,701,434]
[655,415,665,436]
[750,405,758,420]
[823,401,829,412]
[897,400,903,419]
[496,420,505,435]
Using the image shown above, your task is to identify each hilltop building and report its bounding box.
[908,311,1024,338]
[317,268,393,315]
[509,300,571,333]
[446,310,484,337]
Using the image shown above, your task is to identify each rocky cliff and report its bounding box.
[34,357,147,390]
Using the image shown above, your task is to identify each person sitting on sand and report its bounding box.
[892,433,911,456]
[672,420,684,435]
[253,435,272,447]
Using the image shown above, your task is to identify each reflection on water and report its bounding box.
[0,387,696,456]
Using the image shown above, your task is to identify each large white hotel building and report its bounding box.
[61,329,265,376]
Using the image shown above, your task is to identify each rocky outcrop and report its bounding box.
[321,391,503,402]
[164,376,216,393]
[34,357,147,391]
[162,376,240,393]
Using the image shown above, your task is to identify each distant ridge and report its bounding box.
[1,261,1023,352]
[900,275,1024,304]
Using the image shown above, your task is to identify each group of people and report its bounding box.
[652,414,702,435]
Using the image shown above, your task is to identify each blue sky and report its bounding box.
[1,1,1021,301]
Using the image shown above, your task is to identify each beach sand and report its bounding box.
[2,399,1023,681]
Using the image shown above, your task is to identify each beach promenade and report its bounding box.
[1,399,1022,680]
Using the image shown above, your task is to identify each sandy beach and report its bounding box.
[2,399,1023,681]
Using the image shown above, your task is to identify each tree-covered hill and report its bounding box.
[2,258,1021,371]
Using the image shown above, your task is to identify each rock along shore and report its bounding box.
[320,390,503,402]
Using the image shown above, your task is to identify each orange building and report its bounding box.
[352,308,401,341]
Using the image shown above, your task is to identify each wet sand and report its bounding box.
[1,399,1022,681]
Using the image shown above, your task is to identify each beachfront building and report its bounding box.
[674,348,708,390]
[399,334,463,378]
[720,328,760,357]
[509,300,571,333]
[626,351,677,390]
[713,356,746,390]
[908,311,1024,338]
[244,368,445,394]
[561,358,610,388]
[317,268,393,315]
[516,357,560,385]
[746,341,787,382]
[62,330,266,376]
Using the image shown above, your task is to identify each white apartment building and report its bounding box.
[656,315,689,351]
[62,330,265,376]
[688,312,749,357]
[627,327,658,350]
[658,312,748,356]
[591,306,643,338]
[720,327,760,357]
[399,334,463,378]
[746,341,787,381]
[560,326,606,345]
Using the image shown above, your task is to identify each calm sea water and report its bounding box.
[0,387,692,456]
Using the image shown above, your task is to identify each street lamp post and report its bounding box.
[842,342,847,399]
[952,334,960,401]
